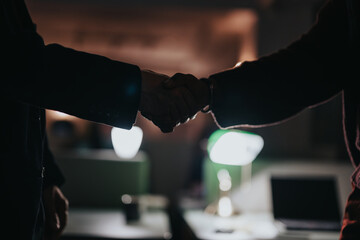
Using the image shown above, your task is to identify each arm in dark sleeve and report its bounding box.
[40,44,142,129]
[43,133,65,188]
[3,30,141,130]
[210,0,349,128]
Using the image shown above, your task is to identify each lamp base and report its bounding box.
[204,198,240,217]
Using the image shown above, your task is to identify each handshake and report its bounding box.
[139,70,211,133]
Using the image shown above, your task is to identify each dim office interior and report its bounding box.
[27,0,352,239]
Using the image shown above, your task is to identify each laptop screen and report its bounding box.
[271,176,341,222]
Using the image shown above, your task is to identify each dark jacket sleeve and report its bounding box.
[42,43,142,130]
[2,0,141,130]
[43,133,65,188]
[209,0,349,129]
[3,32,141,129]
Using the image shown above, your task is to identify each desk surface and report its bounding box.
[63,208,172,239]
[183,210,340,240]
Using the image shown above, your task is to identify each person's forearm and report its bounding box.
[2,36,142,129]
[210,0,347,128]
[41,44,142,129]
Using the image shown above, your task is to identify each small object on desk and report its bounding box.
[215,228,234,234]
[122,194,140,222]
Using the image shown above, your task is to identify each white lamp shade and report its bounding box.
[111,126,143,159]
[208,130,263,166]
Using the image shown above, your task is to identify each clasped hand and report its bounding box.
[139,70,210,133]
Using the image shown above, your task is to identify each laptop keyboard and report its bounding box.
[279,219,341,231]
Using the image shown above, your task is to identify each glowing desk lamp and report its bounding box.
[111,126,143,159]
[205,129,263,217]
[111,126,144,222]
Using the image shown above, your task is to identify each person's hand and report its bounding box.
[139,70,198,132]
[163,73,210,115]
[43,185,69,240]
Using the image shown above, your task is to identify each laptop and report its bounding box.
[270,176,342,232]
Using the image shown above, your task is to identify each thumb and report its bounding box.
[49,211,61,231]
[45,196,60,231]
[162,77,175,89]
[43,187,61,231]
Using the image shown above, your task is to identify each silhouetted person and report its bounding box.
[166,0,359,239]
[1,0,198,239]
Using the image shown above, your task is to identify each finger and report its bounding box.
[44,208,60,240]
[164,77,195,121]
[160,125,175,133]
[164,74,210,108]
[171,88,191,123]
[157,91,182,124]
[56,194,69,233]
[152,117,176,133]
[180,87,201,118]
[141,109,176,133]
[162,73,183,89]
[163,73,197,90]
[140,93,174,121]
[141,110,172,123]
[44,194,60,231]
[168,100,182,125]
[140,93,164,119]
[139,90,180,132]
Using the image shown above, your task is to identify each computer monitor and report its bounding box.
[271,176,342,231]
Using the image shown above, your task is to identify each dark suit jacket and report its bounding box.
[1,0,141,239]
[210,0,360,184]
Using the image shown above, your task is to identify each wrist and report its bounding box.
[140,70,149,92]
[200,77,213,113]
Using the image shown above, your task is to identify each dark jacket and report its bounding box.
[0,0,141,239]
[211,0,360,185]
